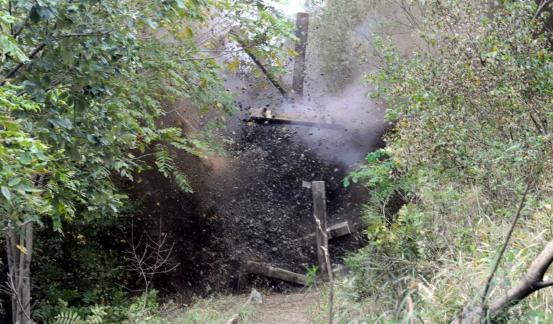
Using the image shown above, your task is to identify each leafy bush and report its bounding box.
[371,1,553,196]
[33,290,169,324]
[31,216,131,323]
[345,148,412,222]
[342,0,553,321]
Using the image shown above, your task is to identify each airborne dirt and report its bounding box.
[128,82,383,301]
[125,62,389,305]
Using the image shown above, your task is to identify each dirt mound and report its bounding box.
[125,68,381,300]
[128,115,368,299]
[213,122,366,291]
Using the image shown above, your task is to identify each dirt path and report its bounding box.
[252,292,319,324]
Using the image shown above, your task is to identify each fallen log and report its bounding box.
[244,261,307,286]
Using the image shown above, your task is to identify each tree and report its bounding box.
[0,0,294,322]
[0,86,52,324]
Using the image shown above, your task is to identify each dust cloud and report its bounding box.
[279,82,387,168]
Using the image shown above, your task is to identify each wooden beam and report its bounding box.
[244,261,307,286]
[248,108,341,129]
[292,12,309,98]
[328,221,352,238]
[312,181,329,280]
[301,221,352,242]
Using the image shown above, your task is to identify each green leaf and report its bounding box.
[29,5,57,22]
[176,0,186,8]
[87,134,98,144]
[1,186,11,201]
[8,177,21,187]
[20,152,33,165]
[145,18,158,29]
[0,35,29,62]
[51,214,62,232]
[56,118,73,130]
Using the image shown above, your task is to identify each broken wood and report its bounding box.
[248,108,340,129]
[292,12,309,98]
[312,181,329,280]
[244,260,307,286]
[301,221,351,242]
[229,28,290,98]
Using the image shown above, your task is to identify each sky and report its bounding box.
[268,0,307,16]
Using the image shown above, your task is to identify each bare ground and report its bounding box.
[252,292,319,324]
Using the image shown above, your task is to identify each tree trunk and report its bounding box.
[292,12,309,98]
[5,221,34,324]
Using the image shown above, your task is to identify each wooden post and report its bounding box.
[292,12,309,98]
[311,181,329,280]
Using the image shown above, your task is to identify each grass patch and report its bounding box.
[162,294,256,324]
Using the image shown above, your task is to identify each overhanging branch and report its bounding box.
[229,27,290,99]
[1,30,112,86]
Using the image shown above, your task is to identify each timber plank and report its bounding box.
[301,221,351,242]
[244,261,307,286]
[248,108,339,129]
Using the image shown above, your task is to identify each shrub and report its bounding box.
[343,0,553,321]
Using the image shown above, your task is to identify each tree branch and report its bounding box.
[1,38,49,86]
[534,280,553,289]
[229,27,290,99]
[0,30,112,86]
[533,0,553,20]
[489,240,553,314]
[481,182,532,310]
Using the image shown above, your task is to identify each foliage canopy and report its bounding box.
[0,0,294,321]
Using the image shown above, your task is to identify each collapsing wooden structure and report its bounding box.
[236,13,352,284]
[243,180,353,285]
